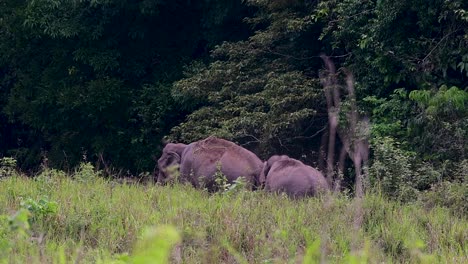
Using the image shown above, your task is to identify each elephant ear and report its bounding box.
[166,151,181,167]
[158,151,181,170]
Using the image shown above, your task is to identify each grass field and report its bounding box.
[0,163,467,263]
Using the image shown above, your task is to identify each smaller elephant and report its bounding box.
[260,155,329,198]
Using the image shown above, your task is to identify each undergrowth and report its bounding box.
[0,163,466,263]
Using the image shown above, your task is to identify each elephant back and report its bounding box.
[185,137,263,188]
[192,137,261,163]
[272,159,303,172]
[193,137,234,153]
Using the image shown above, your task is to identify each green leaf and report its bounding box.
[131,225,181,264]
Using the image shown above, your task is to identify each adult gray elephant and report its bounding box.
[260,155,329,197]
[157,137,263,190]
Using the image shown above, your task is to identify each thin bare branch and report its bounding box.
[421,27,462,63]
[289,126,327,140]
[259,47,351,61]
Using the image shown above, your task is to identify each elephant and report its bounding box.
[157,136,264,190]
[260,155,329,198]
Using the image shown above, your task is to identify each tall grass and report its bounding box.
[0,165,466,263]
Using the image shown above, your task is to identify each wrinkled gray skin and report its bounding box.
[157,137,263,190]
[260,155,329,198]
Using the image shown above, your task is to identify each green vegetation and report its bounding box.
[0,1,466,261]
[1,165,466,263]
[1,0,466,179]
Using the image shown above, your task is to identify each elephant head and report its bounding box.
[157,143,187,184]
[260,155,288,185]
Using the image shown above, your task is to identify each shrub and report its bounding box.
[419,181,468,217]
[20,197,58,221]
[73,162,100,183]
[369,137,420,202]
[0,157,17,179]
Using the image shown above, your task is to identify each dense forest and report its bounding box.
[1,0,467,198]
[0,1,467,262]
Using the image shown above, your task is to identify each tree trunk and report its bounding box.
[318,130,328,173]
[336,146,347,192]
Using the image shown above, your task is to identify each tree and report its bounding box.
[320,55,370,196]
[0,0,252,172]
[170,0,327,161]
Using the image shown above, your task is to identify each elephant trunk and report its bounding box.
[259,161,268,188]
[157,171,165,185]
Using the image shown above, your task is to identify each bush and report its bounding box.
[369,137,421,202]
[73,162,100,183]
[419,181,468,217]
[0,157,17,179]
[369,136,467,207]
[20,197,58,221]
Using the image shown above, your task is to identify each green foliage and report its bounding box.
[7,209,30,238]
[2,196,180,264]
[0,216,9,260]
[410,86,468,115]
[0,0,466,200]
[343,240,371,264]
[20,197,58,220]
[225,177,249,194]
[369,137,441,202]
[1,0,467,261]
[364,89,411,140]
[171,1,326,158]
[369,136,467,209]
[130,226,181,264]
[171,0,467,193]
[317,0,468,90]
[0,0,252,172]
[316,0,467,175]
[213,166,249,194]
[302,239,321,264]
[0,208,30,261]
[36,167,67,182]
[0,157,17,178]
[420,180,468,217]
[369,136,412,197]
[73,162,100,183]
[408,85,468,161]
[213,163,231,193]
[0,174,466,263]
